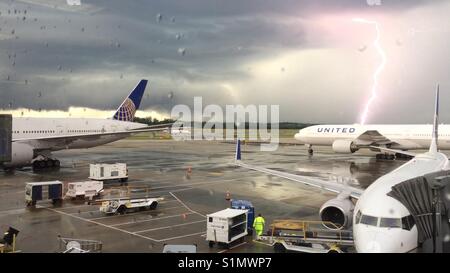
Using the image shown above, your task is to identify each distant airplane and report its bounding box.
[3,80,169,171]
[235,85,449,252]
[294,118,450,158]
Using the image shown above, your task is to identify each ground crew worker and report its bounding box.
[253,213,265,240]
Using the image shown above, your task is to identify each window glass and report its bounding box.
[360,214,378,226]
[355,210,362,224]
[380,217,401,228]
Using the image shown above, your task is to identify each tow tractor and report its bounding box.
[99,197,164,215]
[259,219,355,253]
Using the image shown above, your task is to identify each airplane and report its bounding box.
[235,85,448,252]
[2,79,170,171]
[294,121,450,158]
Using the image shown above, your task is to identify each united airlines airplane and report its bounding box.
[295,122,450,157]
[236,86,447,252]
[2,79,169,171]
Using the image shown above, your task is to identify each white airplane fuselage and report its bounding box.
[4,117,148,168]
[353,151,449,252]
[12,117,147,150]
[295,124,450,150]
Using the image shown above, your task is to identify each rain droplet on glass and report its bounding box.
[177,48,186,56]
[156,13,162,23]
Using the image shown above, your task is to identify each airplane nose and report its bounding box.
[294,132,305,143]
[355,230,399,253]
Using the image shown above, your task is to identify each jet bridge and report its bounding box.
[388,170,450,253]
[0,115,12,166]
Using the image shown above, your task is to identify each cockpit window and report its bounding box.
[355,210,362,224]
[402,215,416,231]
[360,214,378,226]
[380,217,402,228]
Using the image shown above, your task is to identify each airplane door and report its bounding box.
[56,125,64,135]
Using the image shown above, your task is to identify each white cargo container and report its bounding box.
[206,208,248,248]
[89,163,128,183]
[66,181,103,199]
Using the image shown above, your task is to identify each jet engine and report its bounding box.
[332,139,358,153]
[319,193,355,230]
[3,142,34,167]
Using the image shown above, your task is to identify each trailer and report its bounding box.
[89,163,128,183]
[260,219,354,253]
[206,208,248,248]
[66,181,103,199]
[99,197,164,215]
[25,181,63,206]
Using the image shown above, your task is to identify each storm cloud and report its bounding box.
[0,0,449,123]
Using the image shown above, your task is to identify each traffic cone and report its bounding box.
[225,191,231,201]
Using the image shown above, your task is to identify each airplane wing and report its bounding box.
[354,130,394,146]
[234,140,363,199]
[12,126,170,143]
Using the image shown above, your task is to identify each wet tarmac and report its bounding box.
[0,140,409,253]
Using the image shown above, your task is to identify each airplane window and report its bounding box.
[360,214,378,226]
[401,215,415,231]
[355,210,362,224]
[380,217,401,228]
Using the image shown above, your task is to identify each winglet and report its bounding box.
[235,139,241,161]
[113,79,148,121]
[429,84,439,154]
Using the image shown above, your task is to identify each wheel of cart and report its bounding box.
[274,242,286,253]
[57,236,103,253]
[117,205,127,215]
[149,201,158,210]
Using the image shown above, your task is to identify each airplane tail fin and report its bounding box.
[113,79,148,121]
[235,139,241,161]
[429,84,439,155]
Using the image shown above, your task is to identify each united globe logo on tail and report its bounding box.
[112,79,148,122]
[114,98,136,121]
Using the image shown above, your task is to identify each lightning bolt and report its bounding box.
[353,18,386,125]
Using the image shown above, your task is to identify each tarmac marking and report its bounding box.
[217,242,248,253]
[156,231,206,242]
[109,212,195,227]
[58,204,93,210]
[44,206,159,242]
[87,205,186,220]
[169,192,206,218]
[135,219,205,234]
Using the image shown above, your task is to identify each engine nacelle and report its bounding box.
[332,139,358,154]
[3,142,35,167]
[319,194,355,230]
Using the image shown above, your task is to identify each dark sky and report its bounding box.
[0,0,449,123]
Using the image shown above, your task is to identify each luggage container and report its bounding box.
[66,181,103,199]
[206,208,248,248]
[89,163,128,183]
[230,199,255,235]
[25,181,63,206]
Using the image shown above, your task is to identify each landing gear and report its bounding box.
[375,153,395,160]
[32,159,61,172]
[395,153,413,160]
[306,144,313,156]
